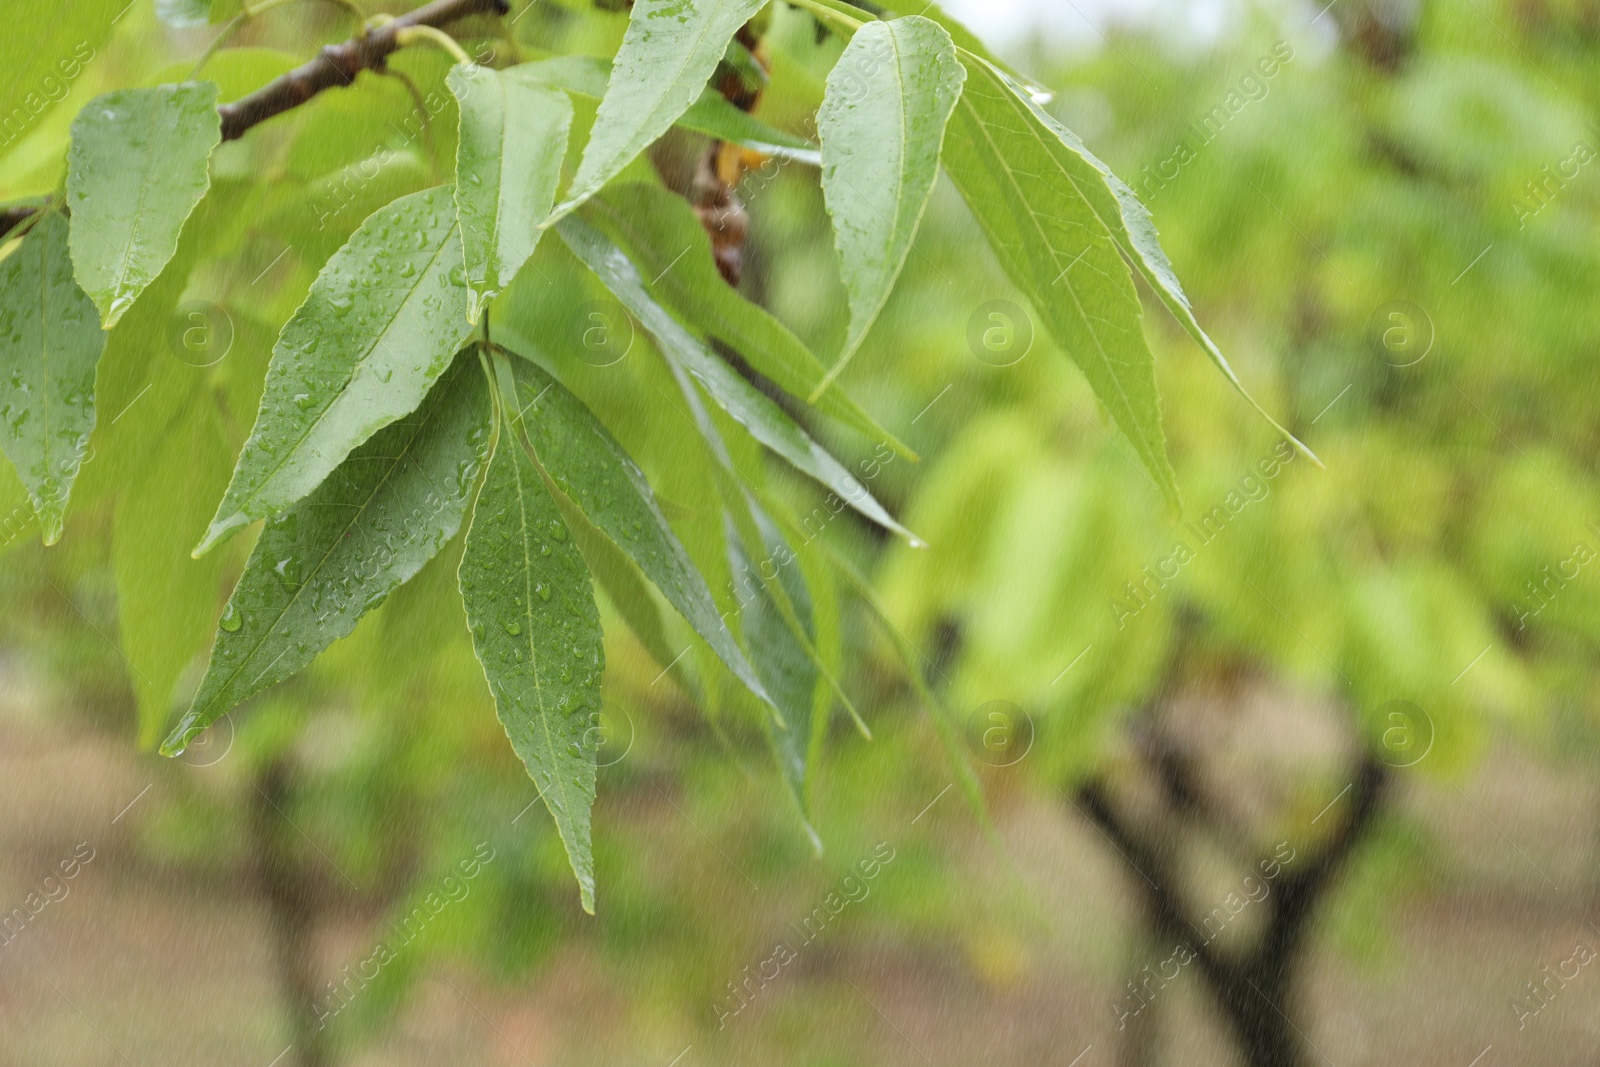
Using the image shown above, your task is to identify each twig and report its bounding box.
[217,0,508,140]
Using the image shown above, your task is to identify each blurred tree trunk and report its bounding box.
[250,756,332,1067]
[1078,721,1390,1067]
[1115,931,1163,1067]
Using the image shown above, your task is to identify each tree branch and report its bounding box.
[0,0,508,241]
[218,0,510,141]
[1256,752,1390,972]
[1076,782,1231,990]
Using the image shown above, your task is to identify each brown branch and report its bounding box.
[1077,744,1392,1067]
[218,0,510,141]
[690,21,768,287]
[0,0,508,238]
[1076,782,1229,991]
[1257,752,1390,971]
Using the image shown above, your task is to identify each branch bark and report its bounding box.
[1077,746,1391,1067]
[250,757,331,1067]
[218,0,510,141]
[0,0,509,241]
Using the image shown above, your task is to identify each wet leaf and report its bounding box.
[498,349,774,711]
[727,505,823,845]
[162,354,492,755]
[460,421,604,914]
[548,0,770,222]
[943,53,1179,510]
[557,216,915,541]
[448,64,573,323]
[815,16,963,395]
[506,55,819,163]
[198,186,471,555]
[0,211,105,544]
[585,184,910,455]
[67,82,221,327]
[963,59,1318,465]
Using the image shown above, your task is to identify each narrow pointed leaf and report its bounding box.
[586,185,912,457]
[942,54,1178,510]
[557,216,915,541]
[548,0,770,223]
[727,509,822,845]
[460,429,604,914]
[506,55,819,163]
[162,355,492,755]
[814,16,963,396]
[820,540,998,840]
[66,82,221,327]
[499,350,776,711]
[981,63,1319,465]
[448,64,573,323]
[0,211,105,544]
[198,186,472,555]
[673,374,867,739]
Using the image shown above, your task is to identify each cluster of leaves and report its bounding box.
[877,7,1600,818]
[0,0,1290,909]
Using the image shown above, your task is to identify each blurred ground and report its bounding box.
[4,654,1598,1067]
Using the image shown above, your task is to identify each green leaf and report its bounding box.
[448,64,573,324]
[66,82,222,327]
[885,0,1050,99]
[556,215,916,541]
[114,393,232,748]
[727,506,823,845]
[198,186,472,555]
[162,354,493,756]
[584,184,911,456]
[497,348,774,711]
[942,53,1179,510]
[548,0,771,223]
[506,55,819,163]
[459,419,604,914]
[0,211,105,544]
[963,61,1319,466]
[813,16,964,396]
[819,539,999,841]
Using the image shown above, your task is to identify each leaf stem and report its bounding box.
[395,25,474,65]
[785,0,867,37]
[189,14,248,79]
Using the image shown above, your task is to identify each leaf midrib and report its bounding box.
[107,95,163,307]
[508,450,577,843]
[36,222,56,517]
